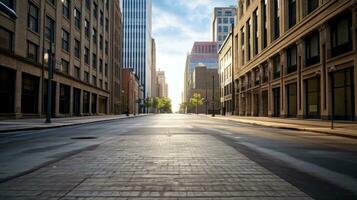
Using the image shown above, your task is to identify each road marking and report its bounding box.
[240,142,357,195]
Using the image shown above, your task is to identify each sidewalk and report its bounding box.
[205,115,357,139]
[0,114,146,133]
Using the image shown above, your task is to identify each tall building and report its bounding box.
[183,42,218,105]
[233,0,356,121]
[190,64,220,114]
[212,6,236,49]
[218,32,234,115]
[121,0,152,99]
[156,70,168,98]
[151,38,157,98]
[121,68,139,114]
[0,0,122,118]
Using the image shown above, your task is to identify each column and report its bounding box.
[55,82,60,117]
[296,39,304,119]
[14,70,22,118]
[38,78,43,116]
[319,24,328,119]
[250,72,255,116]
[88,92,92,115]
[79,89,83,116]
[69,86,73,116]
[353,3,357,120]
[280,50,286,117]
[259,65,264,116]
[245,74,249,116]
[268,59,273,117]
[96,94,99,115]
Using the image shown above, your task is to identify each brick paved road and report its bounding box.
[0,121,312,199]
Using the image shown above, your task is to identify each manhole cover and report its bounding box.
[71,136,97,140]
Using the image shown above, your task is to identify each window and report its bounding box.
[27,41,38,62]
[85,0,90,10]
[253,9,258,56]
[48,0,56,6]
[305,31,320,67]
[287,45,297,74]
[273,55,280,79]
[288,0,296,28]
[99,79,102,88]
[99,35,103,50]
[105,40,108,54]
[99,59,103,73]
[218,26,222,32]
[0,27,13,51]
[28,2,39,32]
[59,84,70,114]
[217,10,222,16]
[92,53,97,69]
[61,59,69,74]
[218,18,222,23]
[92,75,97,85]
[62,0,70,19]
[105,18,109,32]
[74,39,80,58]
[84,71,89,83]
[85,19,90,38]
[92,28,97,43]
[61,29,69,52]
[272,0,280,40]
[1,0,15,9]
[307,0,318,14]
[261,0,267,49]
[93,2,98,19]
[74,66,80,79]
[105,63,108,76]
[230,18,235,24]
[225,11,232,16]
[84,47,89,64]
[305,77,320,118]
[223,18,228,23]
[223,26,228,33]
[246,19,251,61]
[330,12,352,57]
[45,16,55,42]
[100,10,103,26]
[74,8,81,29]
[262,63,268,82]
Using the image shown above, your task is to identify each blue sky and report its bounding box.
[152,0,236,112]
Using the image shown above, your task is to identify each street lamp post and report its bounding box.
[45,43,54,123]
[212,75,215,117]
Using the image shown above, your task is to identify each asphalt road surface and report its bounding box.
[0,114,356,199]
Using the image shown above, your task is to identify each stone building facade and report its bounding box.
[121,68,139,115]
[233,0,356,120]
[218,32,234,115]
[0,0,122,118]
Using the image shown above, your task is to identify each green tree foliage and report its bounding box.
[190,93,203,114]
[157,97,172,113]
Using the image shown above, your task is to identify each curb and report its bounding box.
[0,114,147,134]
[204,116,357,140]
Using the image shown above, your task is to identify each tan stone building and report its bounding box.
[218,31,234,115]
[156,70,168,98]
[233,0,356,121]
[0,0,122,118]
[121,68,139,114]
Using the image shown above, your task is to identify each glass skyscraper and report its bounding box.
[121,0,152,98]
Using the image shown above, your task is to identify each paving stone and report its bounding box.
[0,134,312,199]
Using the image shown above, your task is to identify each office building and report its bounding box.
[234,0,356,121]
[121,0,152,99]
[183,42,218,106]
[218,32,234,115]
[212,6,237,49]
[0,0,122,118]
[156,70,168,98]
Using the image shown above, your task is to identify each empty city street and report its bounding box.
[0,114,357,199]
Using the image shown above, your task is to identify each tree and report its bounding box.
[157,97,172,113]
[190,93,203,114]
[144,97,152,113]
